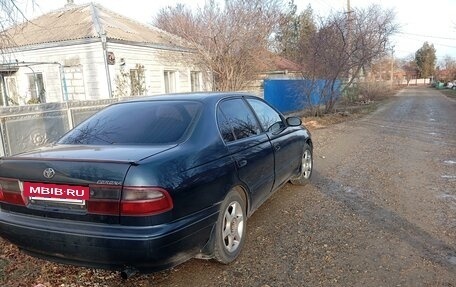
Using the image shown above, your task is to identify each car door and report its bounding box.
[246,98,302,190]
[217,98,275,210]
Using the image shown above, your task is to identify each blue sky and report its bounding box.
[20,0,456,62]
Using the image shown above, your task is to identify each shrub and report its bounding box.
[344,82,394,103]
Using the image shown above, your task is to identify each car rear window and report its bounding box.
[59,101,201,145]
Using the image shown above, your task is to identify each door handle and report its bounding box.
[236,159,248,168]
[274,145,281,151]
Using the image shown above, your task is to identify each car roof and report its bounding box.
[121,92,255,103]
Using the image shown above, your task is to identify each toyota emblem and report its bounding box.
[43,168,56,179]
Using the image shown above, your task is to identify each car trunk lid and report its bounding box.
[0,144,175,223]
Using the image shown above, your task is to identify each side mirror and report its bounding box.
[286,116,302,127]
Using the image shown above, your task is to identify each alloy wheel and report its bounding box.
[221,201,244,253]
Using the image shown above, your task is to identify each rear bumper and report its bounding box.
[0,206,218,272]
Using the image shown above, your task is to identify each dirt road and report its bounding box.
[1,86,455,286]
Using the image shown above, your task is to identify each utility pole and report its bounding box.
[346,0,353,81]
[347,0,351,54]
[390,46,395,88]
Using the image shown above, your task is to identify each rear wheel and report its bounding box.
[291,143,313,185]
[213,189,246,264]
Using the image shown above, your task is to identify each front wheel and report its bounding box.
[290,143,313,186]
[213,189,247,264]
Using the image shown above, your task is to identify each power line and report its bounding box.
[398,32,456,41]
[396,35,456,49]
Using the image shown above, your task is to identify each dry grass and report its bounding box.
[302,97,388,131]
[439,88,456,100]
[299,82,398,131]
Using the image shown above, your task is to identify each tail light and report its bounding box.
[120,187,173,216]
[0,178,25,206]
[0,179,173,216]
[87,185,122,215]
[87,185,173,216]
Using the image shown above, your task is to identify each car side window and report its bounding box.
[246,98,284,132]
[217,99,261,142]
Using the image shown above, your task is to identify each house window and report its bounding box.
[164,70,176,93]
[190,71,202,92]
[130,65,145,96]
[5,76,19,105]
[0,76,4,106]
[27,73,46,103]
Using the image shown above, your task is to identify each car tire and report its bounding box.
[290,143,313,186]
[213,189,247,264]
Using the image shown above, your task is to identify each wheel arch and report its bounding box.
[231,185,250,216]
[306,138,313,151]
[197,184,250,259]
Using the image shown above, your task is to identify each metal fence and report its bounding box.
[264,79,341,114]
[0,99,117,156]
[2,80,343,156]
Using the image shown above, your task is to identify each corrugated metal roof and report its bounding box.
[258,51,303,73]
[2,3,191,50]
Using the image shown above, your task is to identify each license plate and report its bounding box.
[23,182,90,203]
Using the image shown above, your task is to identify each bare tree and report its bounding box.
[1,0,34,52]
[154,1,396,114]
[114,64,147,98]
[300,5,398,114]
[366,56,394,81]
[437,55,456,82]
[400,55,419,86]
[154,0,284,91]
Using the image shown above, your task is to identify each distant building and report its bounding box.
[249,52,303,94]
[0,1,211,106]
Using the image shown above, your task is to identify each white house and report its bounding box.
[0,1,211,106]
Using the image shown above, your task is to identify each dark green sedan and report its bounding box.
[0,92,312,277]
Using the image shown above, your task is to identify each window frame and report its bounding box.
[190,71,202,92]
[216,97,263,143]
[26,72,46,103]
[129,68,145,96]
[245,97,285,133]
[164,70,177,93]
